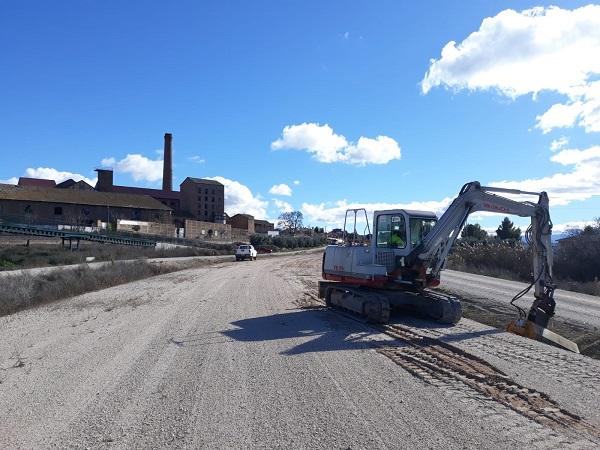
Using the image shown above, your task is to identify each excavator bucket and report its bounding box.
[506,319,580,353]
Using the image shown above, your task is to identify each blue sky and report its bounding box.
[1,1,599,231]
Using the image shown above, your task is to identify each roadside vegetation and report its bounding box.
[447,218,600,296]
[0,260,209,317]
[251,210,327,250]
[250,233,327,250]
[0,240,236,271]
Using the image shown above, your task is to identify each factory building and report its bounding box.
[0,132,275,241]
[94,133,225,223]
[0,183,171,225]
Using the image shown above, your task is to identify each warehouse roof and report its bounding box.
[0,184,172,211]
[182,177,223,186]
[18,177,56,188]
[110,185,181,200]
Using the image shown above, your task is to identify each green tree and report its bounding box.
[496,217,521,240]
[277,211,303,235]
[461,223,488,241]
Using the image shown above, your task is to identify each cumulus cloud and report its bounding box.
[552,220,598,234]
[273,199,293,213]
[422,5,600,133]
[490,145,600,206]
[205,176,268,218]
[268,183,292,196]
[101,154,163,182]
[550,136,569,152]
[271,123,401,166]
[301,198,454,226]
[0,177,18,185]
[23,168,97,186]
[293,180,301,185]
[188,155,205,164]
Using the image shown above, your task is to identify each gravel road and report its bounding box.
[441,269,600,328]
[1,253,599,449]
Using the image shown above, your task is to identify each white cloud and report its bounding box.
[188,155,205,164]
[490,145,600,206]
[552,220,598,234]
[101,154,163,183]
[273,199,293,213]
[0,177,18,185]
[23,168,96,186]
[550,136,569,152]
[536,81,600,133]
[268,183,292,196]
[549,146,600,165]
[301,198,454,226]
[205,176,268,219]
[271,123,401,166]
[293,180,300,185]
[422,5,600,133]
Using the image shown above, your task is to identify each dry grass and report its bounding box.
[447,242,600,297]
[0,242,235,271]
[0,260,201,317]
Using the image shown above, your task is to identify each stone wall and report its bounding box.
[117,220,178,237]
[184,219,231,241]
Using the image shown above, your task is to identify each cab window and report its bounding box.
[376,214,406,249]
[409,218,437,246]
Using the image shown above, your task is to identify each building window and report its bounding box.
[212,197,215,202]
[198,188,202,194]
[54,207,63,216]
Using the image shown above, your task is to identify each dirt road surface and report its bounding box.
[441,269,600,329]
[1,253,600,448]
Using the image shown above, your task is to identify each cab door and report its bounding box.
[373,212,410,273]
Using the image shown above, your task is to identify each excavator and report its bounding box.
[318,181,579,353]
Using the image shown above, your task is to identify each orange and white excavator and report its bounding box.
[319,181,579,353]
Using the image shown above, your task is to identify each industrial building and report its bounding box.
[0,183,171,224]
[0,133,274,241]
[95,133,225,223]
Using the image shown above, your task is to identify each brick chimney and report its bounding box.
[163,133,173,192]
[95,169,114,191]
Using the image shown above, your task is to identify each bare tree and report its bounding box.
[277,211,303,235]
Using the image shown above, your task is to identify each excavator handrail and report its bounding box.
[342,208,371,246]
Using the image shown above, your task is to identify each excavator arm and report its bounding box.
[406,181,577,352]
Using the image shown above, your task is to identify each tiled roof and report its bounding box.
[110,185,181,200]
[182,177,223,186]
[0,184,172,211]
[18,177,56,188]
[254,219,273,225]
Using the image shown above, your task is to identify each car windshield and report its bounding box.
[409,218,437,247]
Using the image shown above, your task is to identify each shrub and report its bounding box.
[249,234,326,250]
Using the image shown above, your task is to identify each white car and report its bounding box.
[235,244,257,261]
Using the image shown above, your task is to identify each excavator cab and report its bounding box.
[371,210,438,280]
[323,209,438,287]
